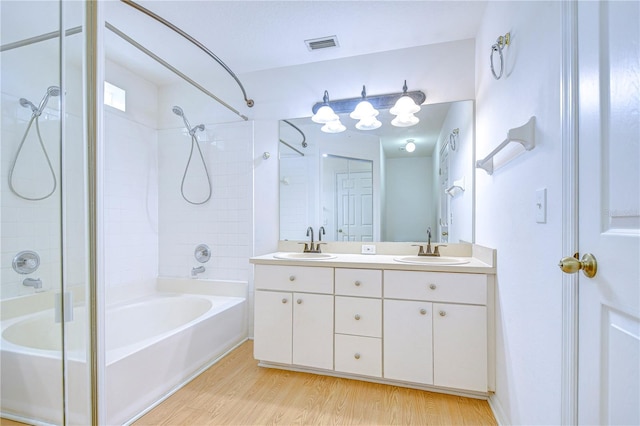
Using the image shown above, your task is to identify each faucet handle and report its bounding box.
[298,242,310,252]
[411,244,425,255]
[314,242,326,253]
[433,244,448,256]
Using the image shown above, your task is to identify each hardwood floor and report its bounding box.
[135,340,496,425]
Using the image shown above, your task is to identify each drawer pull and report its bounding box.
[354,353,361,360]
[281,298,288,304]
[354,314,361,320]
[429,284,437,290]
[297,299,302,304]
[439,310,447,317]
[289,275,296,281]
[420,308,427,315]
[354,281,361,287]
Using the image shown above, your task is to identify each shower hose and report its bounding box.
[9,114,57,201]
[181,131,212,205]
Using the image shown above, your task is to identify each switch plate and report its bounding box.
[536,188,547,223]
[361,244,376,254]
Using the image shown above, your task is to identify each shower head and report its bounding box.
[19,98,38,114]
[172,106,184,117]
[36,85,61,115]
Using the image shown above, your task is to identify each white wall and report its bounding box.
[474,2,563,424]
[385,156,433,241]
[103,60,159,302]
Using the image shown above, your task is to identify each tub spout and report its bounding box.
[191,266,205,277]
[23,277,42,289]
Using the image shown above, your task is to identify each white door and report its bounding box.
[336,171,373,241]
[253,290,292,364]
[292,292,334,370]
[577,2,640,424]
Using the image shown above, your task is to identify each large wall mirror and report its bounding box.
[279,100,475,244]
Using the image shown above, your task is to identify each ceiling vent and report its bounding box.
[305,36,339,51]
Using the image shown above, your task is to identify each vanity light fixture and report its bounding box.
[311,90,339,124]
[311,83,425,131]
[349,86,379,120]
[390,80,421,128]
[321,119,346,133]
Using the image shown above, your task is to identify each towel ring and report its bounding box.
[490,33,510,80]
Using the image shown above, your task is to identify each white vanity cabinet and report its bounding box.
[253,265,334,370]
[384,270,489,393]
[252,254,494,397]
[334,268,382,377]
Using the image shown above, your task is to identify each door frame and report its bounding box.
[560,1,579,424]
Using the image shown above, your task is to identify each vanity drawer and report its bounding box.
[384,270,487,305]
[335,268,382,297]
[334,334,382,377]
[255,265,333,293]
[335,296,382,338]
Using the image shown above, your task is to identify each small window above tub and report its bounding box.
[104,81,126,112]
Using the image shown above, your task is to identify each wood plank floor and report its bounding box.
[135,340,496,425]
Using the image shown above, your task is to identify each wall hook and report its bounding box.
[263,152,271,160]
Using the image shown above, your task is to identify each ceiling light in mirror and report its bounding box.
[405,140,416,152]
[391,113,419,127]
[355,116,382,130]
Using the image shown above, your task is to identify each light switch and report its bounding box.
[536,188,547,223]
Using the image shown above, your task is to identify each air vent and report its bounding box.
[305,36,339,51]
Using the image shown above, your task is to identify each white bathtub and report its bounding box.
[1,282,247,425]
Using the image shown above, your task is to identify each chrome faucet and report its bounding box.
[23,277,42,289]
[191,266,205,277]
[300,226,325,253]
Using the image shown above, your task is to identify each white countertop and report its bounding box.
[250,251,495,274]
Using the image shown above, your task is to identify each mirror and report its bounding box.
[279,100,474,243]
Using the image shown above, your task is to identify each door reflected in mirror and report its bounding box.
[279,100,475,244]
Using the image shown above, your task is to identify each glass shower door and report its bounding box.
[0,1,91,424]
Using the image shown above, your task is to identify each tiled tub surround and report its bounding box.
[251,242,495,399]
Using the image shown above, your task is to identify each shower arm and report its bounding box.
[120,0,254,108]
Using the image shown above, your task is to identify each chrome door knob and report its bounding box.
[354,281,361,287]
[558,253,597,278]
[289,275,296,281]
[420,308,427,315]
[429,284,436,290]
[297,299,302,304]
[439,311,446,317]
[354,314,361,320]
[281,298,287,304]
[354,353,361,360]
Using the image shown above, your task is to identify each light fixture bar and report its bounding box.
[312,90,425,115]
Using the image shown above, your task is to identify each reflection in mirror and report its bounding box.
[279,100,474,243]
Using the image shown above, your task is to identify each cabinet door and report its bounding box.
[254,290,292,364]
[433,303,487,392]
[383,300,433,385]
[292,292,334,370]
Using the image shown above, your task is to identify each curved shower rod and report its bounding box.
[120,0,254,108]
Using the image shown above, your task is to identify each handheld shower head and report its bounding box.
[19,98,38,114]
[36,85,61,115]
[172,106,184,117]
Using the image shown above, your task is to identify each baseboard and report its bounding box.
[488,394,509,426]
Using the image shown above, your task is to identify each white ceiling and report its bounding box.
[104,0,488,85]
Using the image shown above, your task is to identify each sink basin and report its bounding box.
[273,252,337,260]
[393,256,470,265]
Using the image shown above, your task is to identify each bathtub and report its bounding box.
[1,280,247,425]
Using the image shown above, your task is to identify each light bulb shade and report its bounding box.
[391,113,420,127]
[349,100,379,120]
[312,105,339,123]
[405,141,416,152]
[355,116,382,130]
[321,119,346,133]
[390,95,421,116]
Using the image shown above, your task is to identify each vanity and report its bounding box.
[250,242,495,399]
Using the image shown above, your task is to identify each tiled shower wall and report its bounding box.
[157,122,253,282]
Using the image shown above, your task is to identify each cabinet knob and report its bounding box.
[420,308,427,315]
[289,275,296,281]
[429,284,437,290]
[354,353,361,360]
[354,280,361,287]
[297,299,302,304]
[354,314,361,320]
[439,310,446,317]
[281,298,288,304]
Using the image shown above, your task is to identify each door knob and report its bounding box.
[558,253,597,278]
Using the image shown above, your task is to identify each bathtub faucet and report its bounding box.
[23,277,42,289]
[191,266,205,277]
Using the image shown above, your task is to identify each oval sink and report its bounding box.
[273,252,337,260]
[393,256,470,265]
